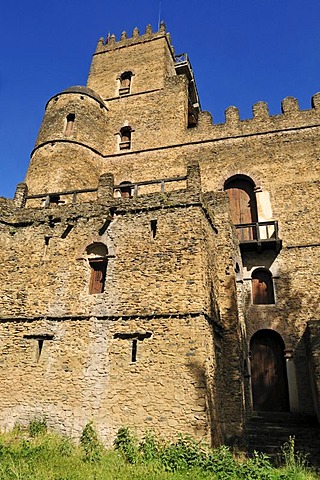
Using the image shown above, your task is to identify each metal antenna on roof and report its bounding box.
[158,0,162,30]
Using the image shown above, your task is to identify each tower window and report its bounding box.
[23,334,54,362]
[119,71,132,95]
[65,113,75,136]
[44,194,64,208]
[131,339,138,362]
[86,243,108,295]
[252,269,275,304]
[119,181,133,198]
[119,127,132,150]
[150,219,157,239]
[89,258,107,294]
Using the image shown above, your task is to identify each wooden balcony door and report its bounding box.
[225,177,258,240]
[250,330,289,412]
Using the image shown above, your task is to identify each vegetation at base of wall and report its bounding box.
[113,428,318,479]
[0,422,316,480]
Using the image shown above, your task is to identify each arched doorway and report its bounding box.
[250,330,289,412]
[224,176,258,240]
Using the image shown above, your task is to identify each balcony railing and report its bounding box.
[235,221,282,252]
[114,175,187,198]
[24,175,188,207]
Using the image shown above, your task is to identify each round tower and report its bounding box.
[25,86,108,195]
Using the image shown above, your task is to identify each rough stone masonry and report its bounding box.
[0,23,319,447]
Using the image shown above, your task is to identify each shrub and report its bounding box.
[139,430,161,463]
[80,421,102,462]
[160,434,207,471]
[28,418,47,437]
[114,426,139,464]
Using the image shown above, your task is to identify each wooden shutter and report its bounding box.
[89,259,107,294]
[252,270,274,304]
[122,77,130,88]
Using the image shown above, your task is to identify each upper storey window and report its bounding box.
[252,269,275,304]
[65,113,75,136]
[119,126,132,150]
[86,243,108,295]
[119,71,132,96]
[119,181,133,198]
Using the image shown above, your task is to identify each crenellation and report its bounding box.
[281,96,300,114]
[312,92,320,109]
[97,173,115,203]
[92,23,171,57]
[159,21,166,32]
[13,183,28,208]
[145,24,152,36]
[224,106,240,126]
[108,34,116,47]
[252,101,269,120]
[132,27,139,38]
[95,37,105,53]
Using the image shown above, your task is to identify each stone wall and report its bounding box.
[0,314,215,445]
[1,22,320,446]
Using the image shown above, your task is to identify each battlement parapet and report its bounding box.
[195,93,320,138]
[94,22,173,54]
[1,187,204,232]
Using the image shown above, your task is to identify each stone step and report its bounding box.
[244,413,320,466]
[247,412,318,426]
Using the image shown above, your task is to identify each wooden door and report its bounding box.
[250,330,289,412]
[225,178,257,240]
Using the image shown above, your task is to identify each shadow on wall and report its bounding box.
[186,358,218,446]
[243,268,316,416]
[242,251,279,272]
[185,273,246,447]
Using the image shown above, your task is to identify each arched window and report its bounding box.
[119,71,132,95]
[119,181,133,198]
[119,126,132,150]
[251,269,275,304]
[224,175,258,240]
[65,113,75,136]
[86,243,108,294]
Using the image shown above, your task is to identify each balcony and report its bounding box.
[235,221,282,253]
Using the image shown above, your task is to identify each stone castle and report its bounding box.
[1,23,320,449]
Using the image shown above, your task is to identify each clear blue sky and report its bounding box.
[1,0,319,198]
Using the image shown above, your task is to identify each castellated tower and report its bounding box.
[1,23,320,455]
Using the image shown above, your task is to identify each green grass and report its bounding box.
[0,424,317,480]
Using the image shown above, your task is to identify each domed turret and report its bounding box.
[25,86,108,195]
